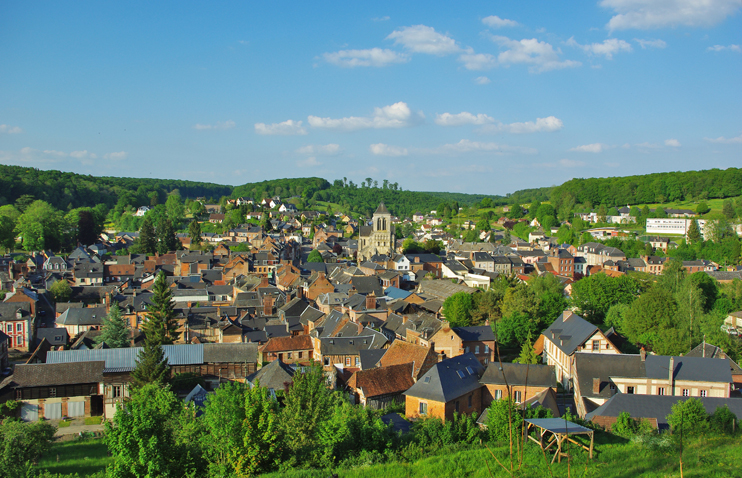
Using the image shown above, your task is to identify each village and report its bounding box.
[1,194,741,440]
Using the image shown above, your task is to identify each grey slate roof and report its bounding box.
[586,394,742,430]
[56,306,108,326]
[541,312,598,356]
[359,349,387,370]
[14,361,105,387]
[480,363,556,388]
[573,353,647,400]
[644,355,732,383]
[453,326,496,342]
[320,335,386,355]
[404,353,484,402]
[247,359,295,391]
[685,342,742,374]
[203,343,258,364]
[0,302,31,321]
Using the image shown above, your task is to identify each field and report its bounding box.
[38,438,111,477]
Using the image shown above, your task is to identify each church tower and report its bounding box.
[358,202,395,261]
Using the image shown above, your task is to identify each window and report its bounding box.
[682,389,689,397]
[465,346,470,353]
[324,358,330,366]
[16,323,22,332]
[456,370,466,379]
[5,325,10,333]
[495,390,502,400]
[610,384,616,391]
[475,346,480,354]
[419,402,428,415]
[355,357,360,366]
[657,387,665,396]
[424,376,431,383]
[592,340,600,351]
[345,357,351,366]
[468,394,472,407]
[513,390,522,403]
[298,351,303,359]
[287,352,292,359]
[484,345,490,354]
[700,390,707,397]
[484,358,489,365]
[49,388,56,398]
[112,385,122,398]
[627,386,635,394]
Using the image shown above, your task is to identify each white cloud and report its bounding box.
[70,150,97,159]
[707,44,741,52]
[704,133,742,143]
[569,143,609,153]
[369,143,409,156]
[600,0,742,31]
[435,112,495,126]
[296,157,321,167]
[386,25,460,55]
[458,52,498,70]
[490,35,581,72]
[474,76,491,85]
[104,151,128,160]
[567,37,633,59]
[295,144,341,155]
[482,15,519,28]
[323,48,409,67]
[664,139,681,147]
[372,16,390,22]
[308,102,421,131]
[424,139,538,155]
[477,116,564,134]
[635,38,667,49]
[193,120,236,130]
[254,120,308,135]
[0,124,23,134]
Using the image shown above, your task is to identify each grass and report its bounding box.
[57,420,71,428]
[84,416,103,425]
[38,438,111,477]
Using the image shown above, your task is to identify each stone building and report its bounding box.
[358,203,395,262]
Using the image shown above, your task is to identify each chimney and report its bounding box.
[263,296,275,316]
[640,347,646,361]
[592,378,600,394]
[259,276,270,288]
[297,287,304,299]
[366,293,376,310]
[668,357,675,383]
[563,311,572,321]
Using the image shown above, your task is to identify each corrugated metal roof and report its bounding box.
[47,344,204,368]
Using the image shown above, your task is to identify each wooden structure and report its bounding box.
[524,418,594,464]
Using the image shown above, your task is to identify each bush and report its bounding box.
[667,398,709,436]
[486,399,523,443]
[710,405,738,434]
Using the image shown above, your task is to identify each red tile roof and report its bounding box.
[348,363,415,398]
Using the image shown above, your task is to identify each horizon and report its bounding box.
[1,1,740,195]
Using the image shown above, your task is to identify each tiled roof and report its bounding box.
[348,363,414,398]
[379,340,434,379]
[259,335,313,353]
[14,361,105,387]
[541,311,598,356]
[203,343,258,363]
[404,353,484,402]
[480,363,556,388]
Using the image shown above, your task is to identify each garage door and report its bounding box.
[68,401,85,417]
[21,404,38,421]
[45,402,62,420]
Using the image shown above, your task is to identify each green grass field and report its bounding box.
[38,438,111,477]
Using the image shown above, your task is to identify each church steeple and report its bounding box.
[374,202,389,215]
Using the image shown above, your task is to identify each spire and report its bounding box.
[374,202,389,215]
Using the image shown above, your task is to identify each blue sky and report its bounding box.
[1,1,740,195]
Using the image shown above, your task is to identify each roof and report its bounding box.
[685,342,742,374]
[644,355,732,384]
[260,335,314,353]
[379,340,433,379]
[14,361,105,387]
[203,343,258,364]
[574,353,646,399]
[586,394,742,430]
[348,363,415,398]
[47,344,206,370]
[56,306,108,326]
[320,335,385,355]
[359,349,387,370]
[404,353,485,403]
[525,418,593,435]
[0,302,32,321]
[541,311,598,356]
[374,202,390,215]
[417,279,477,300]
[453,325,496,342]
[247,359,295,390]
[480,363,556,388]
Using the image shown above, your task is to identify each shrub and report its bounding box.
[667,398,709,436]
[710,405,738,435]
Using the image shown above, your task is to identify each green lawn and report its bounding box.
[38,438,111,477]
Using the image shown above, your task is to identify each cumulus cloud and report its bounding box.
[569,143,609,153]
[635,38,667,49]
[477,116,564,134]
[0,124,23,134]
[104,151,128,160]
[424,139,538,155]
[567,37,633,59]
[308,102,421,131]
[458,52,498,70]
[489,35,581,72]
[704,133,742,143]
[295,144,341,155]
[386,25,461,55]
[665,139,681,147]
[369,143,409,156]
[254,120,307,135]
[296,157,321,167]
[435,112,495,126]
[474,76,491,85]
[707,44,741,52]
[193,120,236,130]
[323,48,409,67]
[600,0,742,31]
[482,15,519,28]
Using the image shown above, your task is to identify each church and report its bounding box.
[358,202,395,262]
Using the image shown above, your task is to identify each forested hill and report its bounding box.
[0,165,233,210]
[551,168,742,208]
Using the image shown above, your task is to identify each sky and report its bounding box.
[1,1,741,195]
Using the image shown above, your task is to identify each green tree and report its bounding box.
[96,303,130,348]
[307,249,324,263]
[0,418,56,478]
[508,204,524,219]
[442,292,475,327]
[486,398,523,443]
[49,279,72,303]
[156,217,178,254]
[496,311,538,347]
[76,209,98,245]
[139,215,157,255]
[666,398,709,436]
[623,286,679,352]
[514,333,540,364]
[105,383,201,477]
[0,205,20,252]
[501,283,539,319]
[570,274,638,324]
[709,405,737,434]
[165,192,185,226]
[14,200,66,251]
[188,219,202,249]
[143,271,179,345]
[687,219,702,245]
[696,201,710,215]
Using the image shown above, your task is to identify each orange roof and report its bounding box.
[347,363,415,398]
[260,335,313,353]
[379,340,433,379]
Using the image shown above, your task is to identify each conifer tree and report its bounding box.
[188,219,201,250]
[139,215,157,255]
[156,217,178,254]
[687,219,702,245]
[130,337,170,388]
[514,333,540,364]
[96,302,130,348]
[143,271,180,345]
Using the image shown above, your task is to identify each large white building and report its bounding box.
[646,218,707,239]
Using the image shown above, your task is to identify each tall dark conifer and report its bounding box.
[142,271,179,345]
[156,217,178,254]
[139,215,157,255]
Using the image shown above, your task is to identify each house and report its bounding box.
[427,323,496,364]
[246,359,295,396]
[209,213,225,223]
[480,362,556,406]
[259,335,314,365]
[377,339,439,380]
[43,256,67,272]
[404,353,485,422]
[134,206,150,217]
[347,362,415,409]
[547,249,574,278]
[540,311,620,388]
[0,302,33,351]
